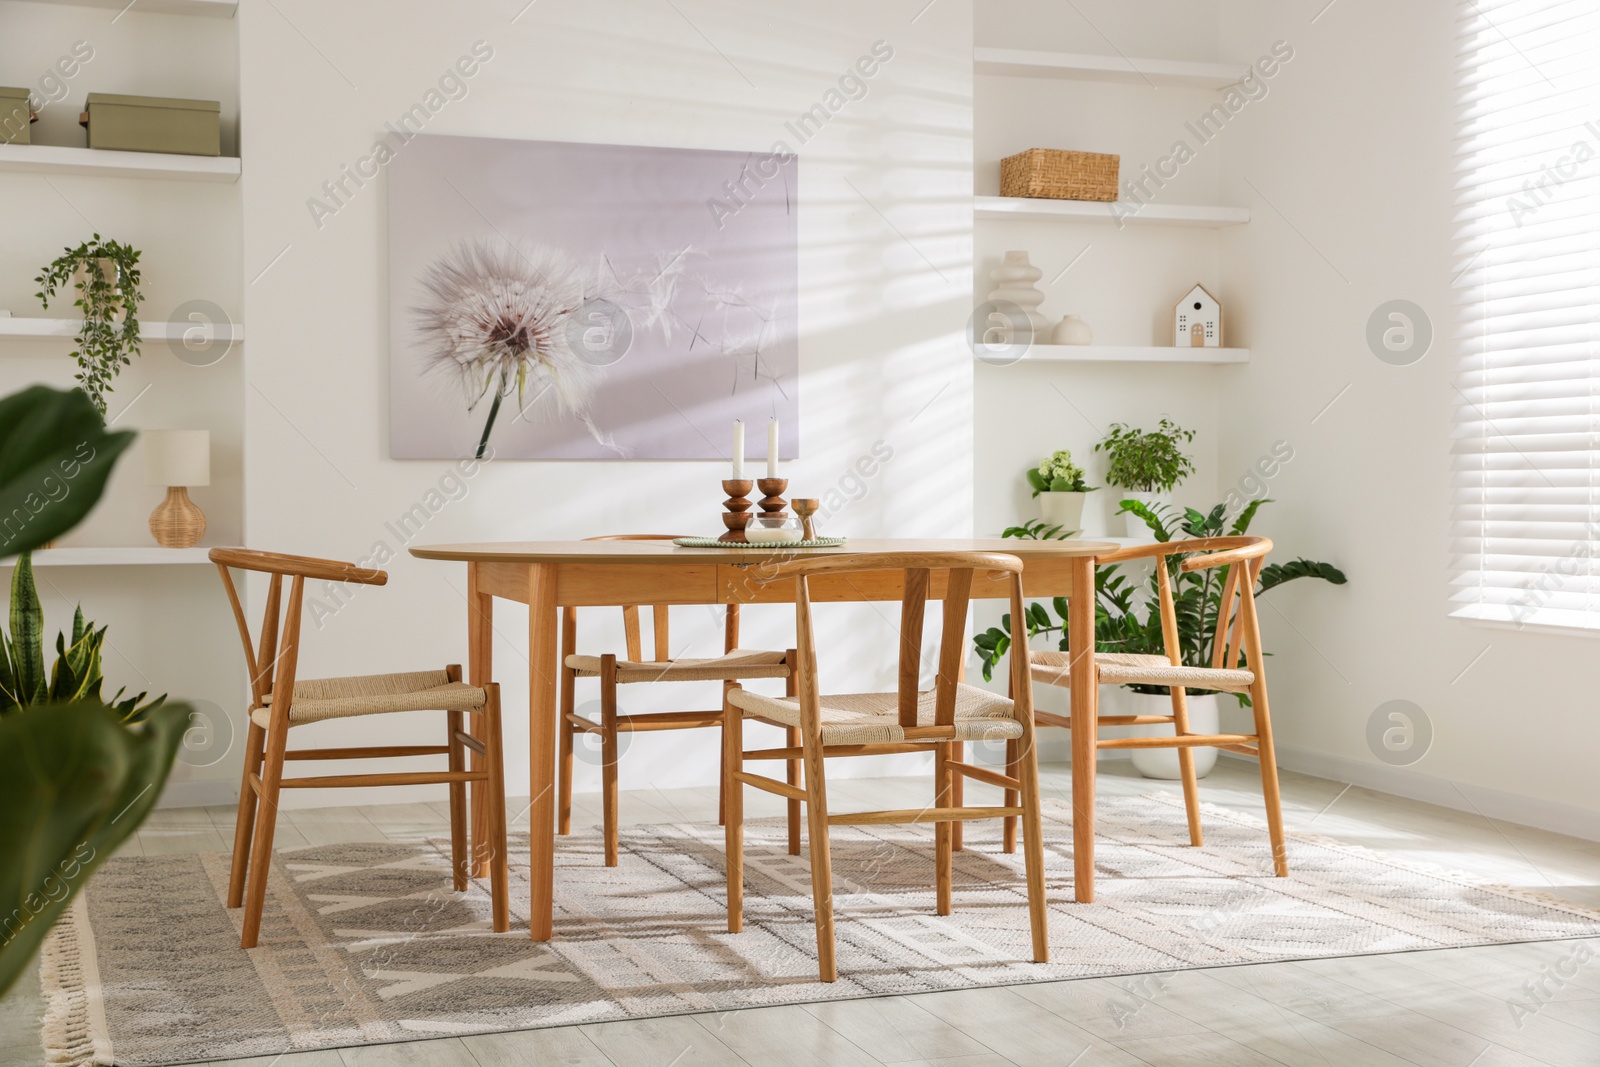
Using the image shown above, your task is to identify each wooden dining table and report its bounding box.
[410,537,1116,940]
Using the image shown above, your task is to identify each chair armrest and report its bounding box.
[208,547,387,585]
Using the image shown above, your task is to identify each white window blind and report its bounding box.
[1454,0,1600,629]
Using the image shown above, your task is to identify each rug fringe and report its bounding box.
[38,899,103,1067]
[1140,792,1600,922]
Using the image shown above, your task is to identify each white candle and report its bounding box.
[767,418,779,478]
[731,420,745,479]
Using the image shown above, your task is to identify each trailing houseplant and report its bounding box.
[35,234,145,415]
[1025,450,1095,534]
[1095,419,1196,536]
[0,385,188,998]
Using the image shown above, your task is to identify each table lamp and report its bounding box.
[145,429,209,548]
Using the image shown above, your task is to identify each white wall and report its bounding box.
[1216,0,1600,835]
[238,0,974,806]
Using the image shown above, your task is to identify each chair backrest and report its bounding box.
[744,552,1031,737]
[579,534,698,660]
[1097,536,1273,672]
[209,548,387,709]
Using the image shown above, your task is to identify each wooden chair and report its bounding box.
[210,548,509,949]
[557,534,796,867]
[1024,535,1287,878]
[724,552,1048,982]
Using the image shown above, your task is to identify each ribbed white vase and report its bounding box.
[988,251,1050,337]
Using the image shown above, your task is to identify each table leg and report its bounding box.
[1067,555,1097,903]
[527,562,560,941]
[467,563,494,878]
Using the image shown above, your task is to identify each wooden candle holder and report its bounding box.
[756,477,788,518]
[720,479,754,542]
[792,498,819,542]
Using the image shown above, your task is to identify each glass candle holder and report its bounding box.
[744,513,803,543]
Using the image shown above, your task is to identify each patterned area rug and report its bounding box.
[39,795,1600,1065]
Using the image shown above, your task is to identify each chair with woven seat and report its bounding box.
[210,548,509,949]
[1023,535,1287,879]
[558,534,796,867]
[724,551,1048,982]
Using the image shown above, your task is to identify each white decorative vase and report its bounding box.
[1051,314,1093,345]
[1126,691,1221,779]
[988,251,1050,340]
[1118,490,1170,538]
[1037,490,1086,533]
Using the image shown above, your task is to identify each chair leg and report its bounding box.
[949,742,965,853]
[558,667,575,837]
[241,714,291,949]
[1016,727,1050,963]
[1002,738,1020,855]
[724,688,745,932]
[483,684,511,932]
[801,727,836,982]
[447,708,469,891]
[227,718,267,909]
[599,656,620,867]
[718,680,732,828]
[1169,687,1204,847]
[785,657,801,856]
[934,740,954,916]
[1251,684,1288,877]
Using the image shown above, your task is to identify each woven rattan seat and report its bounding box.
[564,649,790,683]
[1029,650,1255,693]
[254,669,487,727]
[729,683,1024,745]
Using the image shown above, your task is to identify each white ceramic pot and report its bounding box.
[1051,314,1093,345]
[1037,490,1086,533]
[1118,490,1171,538]
[1126,691,1221,779]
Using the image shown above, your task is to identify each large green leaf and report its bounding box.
[1259,558,1349,591]
[0,387,134,558]
[0,701,187,997]
[10,554,45,705]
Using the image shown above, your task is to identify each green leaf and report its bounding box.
[1025,468,1048,495]
[0,387,135,557]
[1258,558,1348,590]
[0,701,188,997]
[10,553,44,704]
[1231,497,1272,534]
[1027,602,1051,630]
[1117,499,1173,542]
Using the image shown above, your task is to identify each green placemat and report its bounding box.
[671,537,848,549]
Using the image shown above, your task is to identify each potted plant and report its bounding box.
[976,499,1346,779]
[1025,450,1095,534]
[35,234,145,415]
[1095,418,1196,537]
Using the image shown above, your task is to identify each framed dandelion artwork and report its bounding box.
[387,134,799,460]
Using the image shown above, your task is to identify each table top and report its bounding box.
[410,537,1118,564]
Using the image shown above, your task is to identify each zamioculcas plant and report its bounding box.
[974,499,1347,693]
[35,234,145,415]
[0,385,188,999]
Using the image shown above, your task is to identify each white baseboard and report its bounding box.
[1262,744,1600,846]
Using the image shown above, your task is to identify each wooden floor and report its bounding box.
[4,758,1598,1067]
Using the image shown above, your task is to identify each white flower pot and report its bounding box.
[1126,691,1220,779]
[1118,490,1171,538]
[1037,490,1085,533]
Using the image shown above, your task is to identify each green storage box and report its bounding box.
[1,87,35,146]
[79,93,220,156]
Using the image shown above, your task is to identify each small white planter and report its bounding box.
[1037,490,1086,533]
[1125,690,1221,779]
[1117,490,1171,538]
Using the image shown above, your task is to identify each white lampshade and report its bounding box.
[144,430,210,487]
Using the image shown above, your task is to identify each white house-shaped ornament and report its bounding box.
[1174,284,1221,347]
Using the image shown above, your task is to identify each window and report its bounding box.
[1454,0,1600,629]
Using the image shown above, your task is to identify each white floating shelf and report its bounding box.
[975,47,1247,89]
[0,144,240,182]
[15,0,236,16]
[7,547,214,567]
[976,195,1249,227]
[0,317,243,343]
[980,345,1250,365]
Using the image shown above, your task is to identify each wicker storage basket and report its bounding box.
[1000,148,1120,202]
